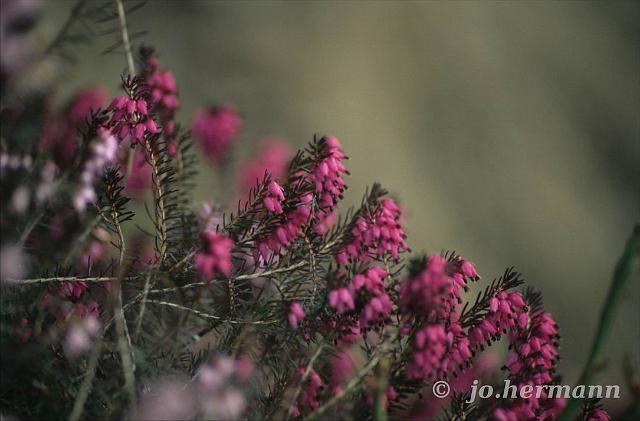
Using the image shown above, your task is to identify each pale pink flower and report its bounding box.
[10,185,30,214]
[131,379,196,421]
[197,356,250,419]
[64,316,101,358]
[74,129,118,213]
[0,244,28,282]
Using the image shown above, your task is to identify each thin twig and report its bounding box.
[18,210,45,246]
[374,358,390,421]
[134,272,153,337]
[102,185,137,409]
[5,276,123,285]
[115,0,136,182]
[43,0,88,56]
[149,261,308,294]
[115,0,135,76]
[144,299,277,325]
[114,279,137,408]
[307,331,400,420]
[284,344,326,420]
[154,237,342,294]
[69,338,103,421]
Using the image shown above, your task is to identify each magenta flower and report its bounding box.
[237,138,292,194]
[291,368,324,417]
[122,149,152,196]
[360,294,393,329]
[256,193,312,262]
[309,135,348,216]
[263,180,285,214]
[314,211,336,235]
[329,349,357,393]
[335,197,408,265]
[143,56,180,151]
[328,287,356,314]
[468,290,528,349]
[192,105,241,164]
[107,95,158,144]
[585,408,611,421]
[399,255,481,380]
[56,281,89,299]
[400,255,477,323]
[38,86,108,167]
[146,57,179,113]
[405,321,472,381]
[492,308,564,420]
[68,86,108,125]
[194,231,234,281]
[288,302,305,329]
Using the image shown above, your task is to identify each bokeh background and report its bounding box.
[40,0,639,409]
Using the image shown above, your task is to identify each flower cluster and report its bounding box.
[195,231,234,280]
[256,193,313,262]
[309,136,347,217]
[400,256,477,380]
[238,138,292,194]
[142,55,179,146]
[73,128,118,212]
[406,322,473,381]
[197,356,252,419]
[263,180,285,214]
[288,302,305,329]
[400,256,477,322]
[291,368,325,417]
[41,288,100,325]
[329,266,393,331]
[0,6,615,420]
[131,356,253,421]
[335,197,408,265]
[468,290,528,349]
[64,315,101,358]
[145,57,179,115]
[328,287,355,314]
[493,305,564,420]
[107,88,158,144]
[39,86,108,167]
[121,148,152,195]
[192,105,241,164]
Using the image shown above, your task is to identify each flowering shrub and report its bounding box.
[1,2,636,420]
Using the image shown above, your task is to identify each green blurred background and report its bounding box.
[42,0,639,408]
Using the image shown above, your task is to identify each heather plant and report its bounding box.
[1,2,638,420]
